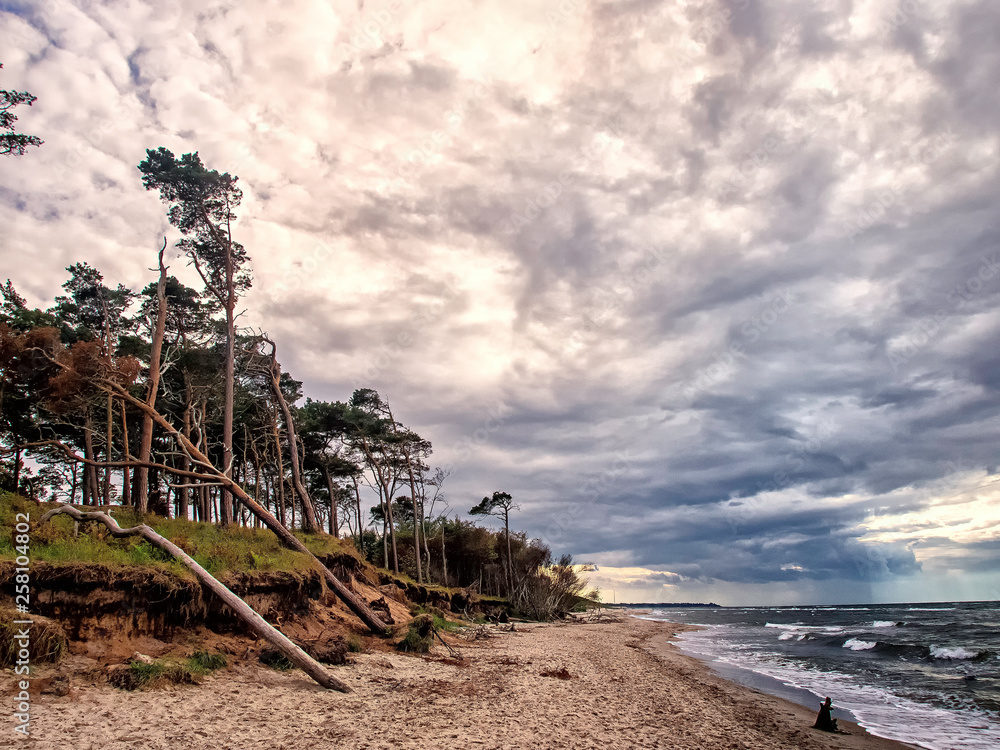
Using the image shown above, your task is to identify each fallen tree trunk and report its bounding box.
[39,504,352,693]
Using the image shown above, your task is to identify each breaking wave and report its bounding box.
[844,638,877,651]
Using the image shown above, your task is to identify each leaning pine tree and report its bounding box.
[138,148,250,527]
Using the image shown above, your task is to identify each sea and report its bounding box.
[637,601,1000,750]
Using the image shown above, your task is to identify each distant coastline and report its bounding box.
[607,602,722,608]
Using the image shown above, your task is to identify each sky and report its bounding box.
[2,0,999,606]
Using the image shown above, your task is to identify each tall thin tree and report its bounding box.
[138,148,251,525]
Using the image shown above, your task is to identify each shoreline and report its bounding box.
[13,616,922,749]
[637,618,921,750]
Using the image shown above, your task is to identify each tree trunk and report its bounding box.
[262,339,319,532]
[381,504,389,570]
[270,410,287,528]
[40,505,350,692]
[136,242,169,514]
[178,388,192,521]
[11,443,20,496]
[103,392,113,504]
[200,484,210,523]
[385,497,398,573]
[363,437,398,574]
[504,509,513,596]
[83,417,96,506]
[276,473,285,527]
[323,465,339,537]
[441,521,448,587]
[119,399,131,507]
[220,262,236,527]
[404,454,422,583]
[422,506,432,583]
[353,477,363,552]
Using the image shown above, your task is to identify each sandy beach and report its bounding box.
[12,616,922,750]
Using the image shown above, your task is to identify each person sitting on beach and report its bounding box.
[813,696,839,732]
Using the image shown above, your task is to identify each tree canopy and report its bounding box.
[0,63,43,156]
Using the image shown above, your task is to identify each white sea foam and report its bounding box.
[676,631,1000,750]
[775,628,812,642]
[907,607,956,611]
[844,638,877,651]
[765,623,844,632]
[930,646,978,660]
[818,607,871,611]
[871,620,896,628]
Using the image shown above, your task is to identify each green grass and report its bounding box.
[188,651,227,674]
[126,660,168,687]
[108,654,223,690]
[410,605,462,632]
[0,492,360,579]
[0,609,67,668]
[397,628,431,653]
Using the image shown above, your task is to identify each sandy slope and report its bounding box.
[14,617,918,750]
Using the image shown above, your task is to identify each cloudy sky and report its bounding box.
[3,0,1000,605]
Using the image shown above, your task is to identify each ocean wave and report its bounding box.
[707,653,1000,750]
[929,646,988,661]
[819,607,871,611]
[829,639,995,662]
[777,632,808,641]
[844,638,877,651]
[907,607,957,611]
[871,620,899,628]
[765,623,845,632]
[673,615,1000,750]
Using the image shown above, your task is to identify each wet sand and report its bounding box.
[17,617,920,749]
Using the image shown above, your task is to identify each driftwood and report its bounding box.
[431,626,462,660]
[40,505,352,692]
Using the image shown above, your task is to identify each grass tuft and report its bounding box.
[0,609,67,668]
[109,659,199,690]
[188,651,227,674]
[410,605,462,633]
